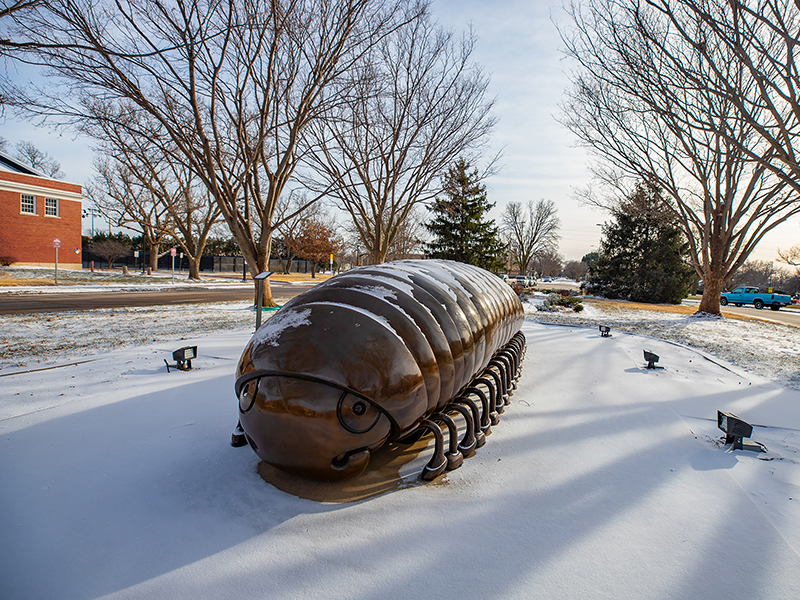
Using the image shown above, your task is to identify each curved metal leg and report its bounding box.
[473,376,499,420]
[453,397,486,448]
[433,413,463,470]
[463,386,492,434]
[419,420,448,481]
[446,403,477,456]
[479,370,504,415]
[494,354,514,397]
[500,345,519,376]
[488,359,510,405]
[498,350,518,391]
[231,420,248,447]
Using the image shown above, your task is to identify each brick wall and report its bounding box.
[0,172,83,268]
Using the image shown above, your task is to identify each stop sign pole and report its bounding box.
[53,238,61,285]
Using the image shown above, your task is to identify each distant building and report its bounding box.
[0,151,83,269]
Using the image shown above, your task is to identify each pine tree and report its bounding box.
[425,159,506,272]
[590,183,695,304]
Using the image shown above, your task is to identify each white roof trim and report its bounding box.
[0,178,84,202]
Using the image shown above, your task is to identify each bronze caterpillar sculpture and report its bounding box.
[233,259,526,481]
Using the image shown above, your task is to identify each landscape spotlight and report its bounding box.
[165,346,197,373]
[599,325,611,337]
[643,350,660,369]
[717,410,765,452]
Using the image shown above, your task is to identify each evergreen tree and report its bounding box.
[590,184,695,304]
[425,159,506,272]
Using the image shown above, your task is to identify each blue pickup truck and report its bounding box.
[720,286,793,311]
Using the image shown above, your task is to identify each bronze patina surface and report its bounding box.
[234,259,526,481]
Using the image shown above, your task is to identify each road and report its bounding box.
[0,281,314,315]
[683,300,800,328]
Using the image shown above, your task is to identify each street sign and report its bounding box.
[52,238,61,248]
[170,247,177,257]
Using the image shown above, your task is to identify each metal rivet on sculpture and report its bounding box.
[233,259,526,481]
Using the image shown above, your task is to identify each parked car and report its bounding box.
[514,275,533,288]
[720,286,792,310]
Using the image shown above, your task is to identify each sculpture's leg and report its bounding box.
[495,354,514,399]
[454,397,486,448]
[446,403,477,456]
[433,413,464,470]
[488,359,510,405]
[419,420,448,481]
[231,420,248,448]
[463,386,492,434]
[478,371,503,416]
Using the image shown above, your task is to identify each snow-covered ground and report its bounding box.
[2,298,800,598]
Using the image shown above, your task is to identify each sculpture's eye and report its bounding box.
[239,379,258,413]
[337,392,381,434]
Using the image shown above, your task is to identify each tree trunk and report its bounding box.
[253,244,276,307]
[149,243,159,274]
[697,274,724,315]
[188,257,201,280]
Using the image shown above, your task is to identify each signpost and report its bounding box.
[330,253,333,274]
[52,238,61,284]
[170,247,176,284]
[254,271,274,331]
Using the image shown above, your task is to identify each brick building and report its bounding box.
[0,151,83,269]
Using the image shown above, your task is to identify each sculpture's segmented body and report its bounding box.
[234,259,526,481]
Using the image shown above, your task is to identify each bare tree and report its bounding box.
[90,238,129,270]
[778,244,800,273]
[558,0,800,315]
[13,140,64,178]
[85,107,223,279]
[303,9,496,264]
[562,260,588,281]
[385,207,424,260]
[642,0,800,192]
[1,0,37,20]
[502,199,560,276]
[3,0,413,304]
[86,159,172,275]
[533,250,564,278]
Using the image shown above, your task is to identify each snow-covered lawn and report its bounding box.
[1,299,800,598]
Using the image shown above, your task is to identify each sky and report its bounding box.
[2,0,799,263]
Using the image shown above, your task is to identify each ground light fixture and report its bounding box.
[599,325,611,337]
[643,350,660,369]
[717,410,766,452]
[165,346,197,373]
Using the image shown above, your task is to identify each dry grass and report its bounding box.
[0,268,333,286]
[0,277,56,287]
[585,298,760,323]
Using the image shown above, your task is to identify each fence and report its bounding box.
[81,250,313,274]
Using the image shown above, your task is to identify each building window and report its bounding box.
[21,194,37,214]
[45,197,59,217]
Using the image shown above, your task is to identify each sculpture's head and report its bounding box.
[235,303,428,480]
